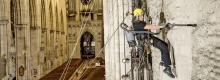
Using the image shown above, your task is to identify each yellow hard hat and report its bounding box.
[133,8,144,16]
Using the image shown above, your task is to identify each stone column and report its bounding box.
[0,21,9,58]
[0,20,9,80]
[39,0,47,77]
[0,11,10,79]
[15,0,30,80]
[104,0,132,80]
[0,0,17,80]
[45,1,51,74]
[103,0,111,79]
[48,4,57,70]
[29,0,41,79]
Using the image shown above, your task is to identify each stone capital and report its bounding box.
[0,20,9,24]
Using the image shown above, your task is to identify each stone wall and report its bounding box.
[146,0,220,80]
[192,0,220,79]
[0,0,68,80]
[103,0,133,80]
[0,0,15,79]
[104,0,220,80]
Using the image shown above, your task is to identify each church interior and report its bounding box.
[0,0,220,80]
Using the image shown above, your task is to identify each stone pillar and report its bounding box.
[29,0,41,79]
[39,0,47,77]
[40,28,47,76]
[48,3,57,70]
[0,19,9,79]
[0,20,9,57]
[0,0,17,80]
[46,24,51,74]
[104,0,132,80]
[15,0,30,80]
[46,2,51,74]
[103,0,111,79]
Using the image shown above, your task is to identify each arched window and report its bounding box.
[80,32,95,59]
[81,0,92,5]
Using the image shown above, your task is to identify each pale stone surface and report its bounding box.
[104,0,220,80]
[192,0,220,79]
[0,0,67,80]
[104,0,133,80]
[147,0,220,80]
[1,0,219,80]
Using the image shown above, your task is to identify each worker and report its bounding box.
[133,8,175,78]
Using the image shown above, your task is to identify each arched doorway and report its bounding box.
[80,32,95,59]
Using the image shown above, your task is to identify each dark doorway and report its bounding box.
[80,32,95,59]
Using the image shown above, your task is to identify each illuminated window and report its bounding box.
[81,0,92,5]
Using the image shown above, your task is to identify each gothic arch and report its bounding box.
[80,32,95,59]
[81,29,96,40]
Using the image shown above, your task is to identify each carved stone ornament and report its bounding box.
[19,66,25,76]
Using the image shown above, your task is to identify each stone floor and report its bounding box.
[39,58,105,80]
[40,59,82,80]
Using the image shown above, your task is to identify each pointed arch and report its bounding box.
[80,32,95,59]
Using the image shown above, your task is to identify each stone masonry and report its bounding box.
[0,0,67,80]
[104,0,220,80]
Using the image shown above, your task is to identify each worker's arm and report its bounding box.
[144,24,163,30]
